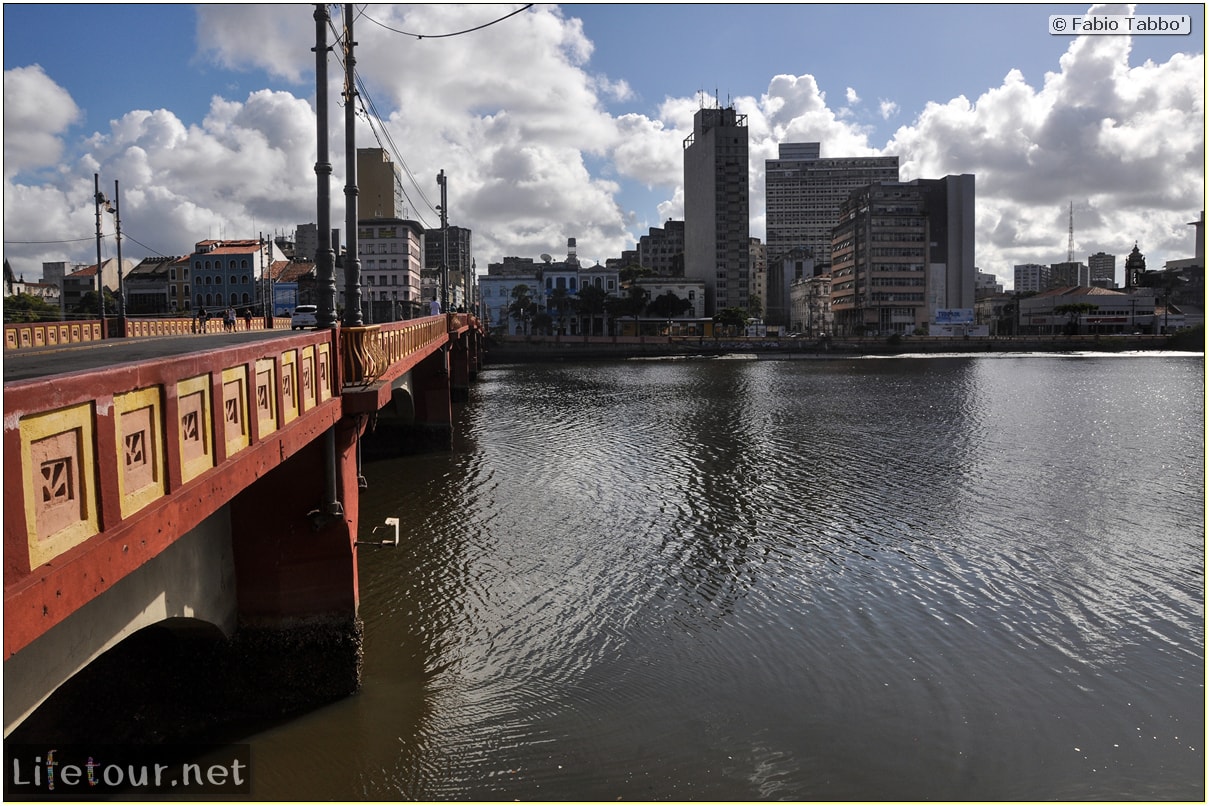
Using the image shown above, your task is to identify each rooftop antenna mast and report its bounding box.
[1067,201,1074,263]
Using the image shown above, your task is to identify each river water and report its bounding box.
[243,352,1204,801]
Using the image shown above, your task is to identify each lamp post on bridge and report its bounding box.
[110,180,125,336]
[93,173,108,334]
[437,170,448,314]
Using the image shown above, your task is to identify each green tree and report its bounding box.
[574,284,609,337]
[1054,302,1097,335]
[548,286,572,334]
[3,293,61,322]
[606,284,648,335]
[74,289,118,316]
[508,284,538,334]
[713,307,748,336]
[618,263,653,285]
[647,290,692,319]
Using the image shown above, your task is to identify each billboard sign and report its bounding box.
[935,308,975,324]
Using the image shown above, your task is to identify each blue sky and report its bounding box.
[3,4,1205,288]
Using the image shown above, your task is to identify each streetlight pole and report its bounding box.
[314,3,337,329]
[93,173,106,333]
[342,1,362,327]
[437,170,448,314]
[113,180,125,336]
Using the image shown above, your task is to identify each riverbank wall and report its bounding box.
[485,332,1201,364]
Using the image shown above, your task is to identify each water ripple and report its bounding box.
[255,355,1204,801]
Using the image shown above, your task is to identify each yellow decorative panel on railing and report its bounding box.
[318,342,333,402]
[114,388,167,519]
[221,367,250,457]
[19,403,100,568]
[299,346,317,412]
[177,375,214,484]
[255,358,278,437]
[281,350,300,424]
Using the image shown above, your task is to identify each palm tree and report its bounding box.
[606,284,648,337]
[508,284,538,335]
[713,307,747,337]
[549,286,572,335]
[575,284,609,337]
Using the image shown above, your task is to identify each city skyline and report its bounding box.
[2,3,1204,290]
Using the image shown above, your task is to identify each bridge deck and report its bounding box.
[3,315,479,659]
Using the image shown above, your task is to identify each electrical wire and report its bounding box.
[4,236,96,245]
[361,4,533,40]
[327,7,442,226]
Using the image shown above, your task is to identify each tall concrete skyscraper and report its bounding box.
[683,105,749,315]
[1088,251,1117,288]
[915,174,977,313]
[357,148,401,219]
[828,174,976,337]
[764,143,899,271]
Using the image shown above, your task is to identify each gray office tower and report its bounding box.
[683,105,750,315]
[765,142,899,271]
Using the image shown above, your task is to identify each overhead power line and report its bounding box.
[361,4,533,39]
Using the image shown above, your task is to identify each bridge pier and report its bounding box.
[4,317,487,740]
[228,417,364,711]
[450,335,472,402]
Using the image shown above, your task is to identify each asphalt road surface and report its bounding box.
[2,330,317,383]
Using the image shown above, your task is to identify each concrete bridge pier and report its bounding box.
[402,348,454,452]
[450,333,472,403]
[227,416,364,714]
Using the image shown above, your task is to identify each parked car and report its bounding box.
[290,304,318,330]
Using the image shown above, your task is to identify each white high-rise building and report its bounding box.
[1014,263,1051,293]
[683,105,749,315]
[765,142,899,271]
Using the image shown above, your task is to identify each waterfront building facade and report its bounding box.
[789,272,832,336]
[768,247,814,330]
[637,220,686,276]
[975,270,1003,298]
[1019,285,1159,334]
[1088,251,1117,288]
[424,225,474,310]
[125,257,173,314]
[764,142,899,272]
[1050,260,1090,289]
[357,217,425,319]
[749,238,767,319]
[683,105,750,315]
[1014,263,1051,293]
[634,276,707,320]
[916,174,977,316]
[357,147,402,219]
[829,182,929,336]
[190,239,278,313]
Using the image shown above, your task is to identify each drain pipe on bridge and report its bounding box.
[307,426,346,531]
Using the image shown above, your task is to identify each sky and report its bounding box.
[2,3,1205,291]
